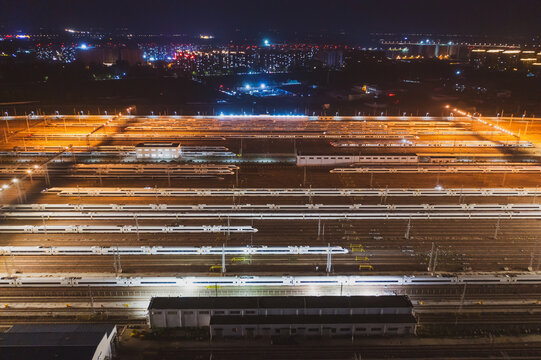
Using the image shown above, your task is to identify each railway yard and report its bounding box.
[1,111,541,341]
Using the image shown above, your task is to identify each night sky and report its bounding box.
[1,0,540,42]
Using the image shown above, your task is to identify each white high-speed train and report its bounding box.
[0,274,540,287]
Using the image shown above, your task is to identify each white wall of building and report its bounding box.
[136,145,180,160]
[211,322,415,338]
[91,326,117,360]
[150,306,412,328]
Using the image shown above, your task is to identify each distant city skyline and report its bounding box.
[1,0,540,44]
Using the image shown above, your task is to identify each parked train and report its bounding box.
[1,274,540,287]
[0,225,257,234]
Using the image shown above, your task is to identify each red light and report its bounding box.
[388,93,396,97]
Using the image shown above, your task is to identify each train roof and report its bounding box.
[135,142,180,148]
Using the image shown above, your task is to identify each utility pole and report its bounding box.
[456,283,467,325]
[113,248,118,276]
[222,243,226,274]
[404,217,411,240]
[113,246,122,275]
[44,164,50,186]
[432,247,439,272]
[42,215,47,237]
[134,215,140,241]
[227,216,230,240]
[88,286,95,314]
[428,242,435,271]
[494,216,501,240]
[326,243,332,273]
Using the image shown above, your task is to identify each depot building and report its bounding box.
[135,143,181,159]
[148,295,416,338]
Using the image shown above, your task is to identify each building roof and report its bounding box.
[0,332,105,347]
[0,347,96,360]
[210,314,417,326]
[0,323,116,360]
[149,295,412,310]
[150,296,259,310]
[136,143,180,148]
